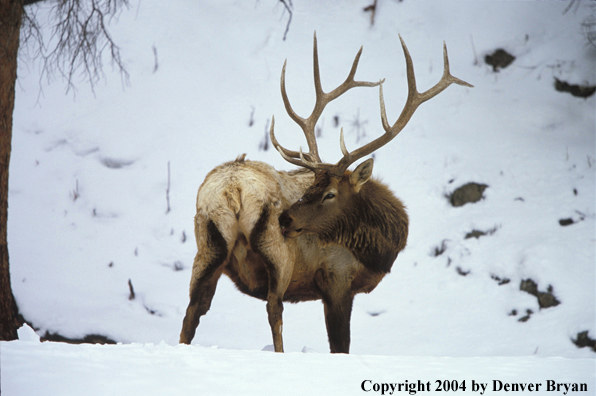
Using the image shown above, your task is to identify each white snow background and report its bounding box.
[2,0,595,395]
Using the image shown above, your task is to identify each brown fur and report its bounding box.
[281,169,408,273]
[180,157,408,353]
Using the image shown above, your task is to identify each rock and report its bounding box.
[449,183,488,207]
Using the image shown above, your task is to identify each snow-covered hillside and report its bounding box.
[3,0,595,394]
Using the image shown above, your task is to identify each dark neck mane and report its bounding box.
[322,179,408,273]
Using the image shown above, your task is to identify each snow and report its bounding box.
[2,0,595,394]
[2,331,594,395]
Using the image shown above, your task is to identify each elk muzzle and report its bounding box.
[279,211,303,238]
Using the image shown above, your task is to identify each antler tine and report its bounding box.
[279,59,320,163]
[388,35,473,134]
[330,35,473,176]
[271,118,327,174]
[272,31,382,171]
[270,115,328,171]
[274,32,326,165]
[270,116,299,164]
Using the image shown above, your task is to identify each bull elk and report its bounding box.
[180,33,472,353]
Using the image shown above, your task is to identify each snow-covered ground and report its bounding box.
[2,325,594,396]
[3,0,595,394]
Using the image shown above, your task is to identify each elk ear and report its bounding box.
[349,158,374,192]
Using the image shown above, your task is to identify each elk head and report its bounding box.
[271,33,472,241]
[278,158,373,238]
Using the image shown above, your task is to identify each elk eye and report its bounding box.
[323,192,335,202]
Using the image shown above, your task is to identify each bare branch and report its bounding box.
[21,0,130,94]
[166,161,171,214]
[279,0,292,41]
[363,0,378,26]
[152,44,158,73]
[128,278,135,300]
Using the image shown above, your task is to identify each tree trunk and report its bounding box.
[0,0,24,341]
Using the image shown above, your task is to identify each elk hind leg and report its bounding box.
[180,219,228,344]
[315,268,354,354]
[249,206,293,353]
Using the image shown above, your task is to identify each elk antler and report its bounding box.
[327,35,474,176]
[272,34,473,176]
[270,32,383,169]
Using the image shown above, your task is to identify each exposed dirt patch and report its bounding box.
[559,211,586,227]
[572,331,596,352]
[485,49,515,72]
[432,239,449,257]
[520,279,560,309]
[465,226,498,239]
[41,332,117,345]
[490,274,510,286]
[554,78,596,98]
[517,309,534,323]
[448,182,488,207]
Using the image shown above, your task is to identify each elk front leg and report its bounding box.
[315,268,354,354]
[264,264,293,352]
[263,259,293,352]
[266,293,284,352]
